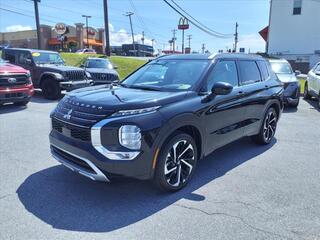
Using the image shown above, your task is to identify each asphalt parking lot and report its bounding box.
[0,93,319,240]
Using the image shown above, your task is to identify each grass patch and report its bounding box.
[60,53,146,80]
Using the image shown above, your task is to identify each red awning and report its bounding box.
[259,26,269,42]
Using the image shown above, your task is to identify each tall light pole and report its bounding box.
[124,12,135,56]
[82,15,91,48]
[234,22,239,53]
[103,0,110,56]
[187,34,192,48]
[171,29,177,53]
[33,0,41,49]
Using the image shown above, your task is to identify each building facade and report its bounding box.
[266,0,320,72]
[0,23,105,53]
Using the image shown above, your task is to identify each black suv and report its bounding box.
[2,48,92,99]
[49,54,283,192]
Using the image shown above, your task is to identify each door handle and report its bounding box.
[265,85,269,89]
[237,91,245,96]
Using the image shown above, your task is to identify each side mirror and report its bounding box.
[113,65,118,69]
[212,82,233,96]
[295,70,301,76]
[315,71,320,76]
[25,58,33,65]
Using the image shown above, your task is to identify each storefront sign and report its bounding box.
[55,23,67,35]
[178,17,189,30]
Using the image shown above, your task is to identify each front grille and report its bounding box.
[52,118,91,141]
[91,72,118,82]
[65,70,86,81]
[54,98,114,127]
[51,145,94,172]
[5,92,25,99]
[0,74,29,87]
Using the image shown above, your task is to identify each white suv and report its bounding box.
[304,62,320,108]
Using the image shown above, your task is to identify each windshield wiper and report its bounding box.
[129,85,161,91]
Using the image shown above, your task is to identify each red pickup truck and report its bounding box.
[0,58,34,106]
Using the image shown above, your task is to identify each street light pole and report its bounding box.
[33,0,41,49]
[125,12,135,56]
[82,15,91,48]
[103,0,111,56]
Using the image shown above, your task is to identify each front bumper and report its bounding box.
[59,79,93,91]
[0,84,34,104]
[49,112,163,181]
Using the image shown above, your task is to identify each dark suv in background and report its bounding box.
[2,48,92,100]
[81,57,119,85]
[50,54,283,192]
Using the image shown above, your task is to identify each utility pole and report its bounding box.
[82,15,91,48]
[172,29,177,53]
[181,28,185,54]
[201,43,205,54]
[103,0,110,56]
[141,31,145,56]
[33,0,41,49]
[187,34,192,48]
[125,12,135,56]
[234,22,239,53]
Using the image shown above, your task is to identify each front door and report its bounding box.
[202,59,247,154]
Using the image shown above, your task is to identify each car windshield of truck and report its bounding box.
[270,62,293,74]
[86,59,112,69]
[121,60,208,91]
[32,52,64,65]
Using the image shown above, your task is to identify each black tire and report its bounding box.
[14,100,29,106]
[303,82,311,100]
[251,107,278,145]
[41,78,61,100]
[317,93,320,109]
[154,132,198,192]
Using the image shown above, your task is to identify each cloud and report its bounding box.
[237,34,266,53]
[5,25,32,32]
[109,23,153,46]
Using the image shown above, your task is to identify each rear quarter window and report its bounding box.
[257,61,270,81]
[238,60,262,85]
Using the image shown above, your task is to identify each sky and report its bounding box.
[0,0,270,53]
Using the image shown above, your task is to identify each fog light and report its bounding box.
[119,125,141,150]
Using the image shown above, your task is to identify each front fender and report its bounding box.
[39,72,64,87]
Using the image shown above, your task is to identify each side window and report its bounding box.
[17,51,31,65]
[314,64,320,72]
[206,60,238,91]
[238,60,262,85]
[4,51,16,63]
[257,61,270,81]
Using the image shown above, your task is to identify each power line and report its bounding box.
[170,0,233,37]
[163,0,233,39]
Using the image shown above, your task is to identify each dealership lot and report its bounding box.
[0,94,319,240]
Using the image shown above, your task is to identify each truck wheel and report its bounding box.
[303,82,311,100]
[154,132,198,192]
[42,78,61,100]
[251,107,278,145]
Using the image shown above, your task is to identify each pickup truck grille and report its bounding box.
[0,74,29,87]
[54,99,114,128]
[65,70,86,81]
[91,73,118,82]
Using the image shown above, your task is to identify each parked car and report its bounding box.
[0,58,34,106]
[76,48,97,54]
[304,62,320,108]
[1,48,92,100]
[49,54,283,192]
[269,59,300,107]
[81,57,119,85]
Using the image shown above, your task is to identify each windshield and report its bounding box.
[86,59,112,69]
[32,52,64,65]
[121,60,208,91]
[270,62,293,74]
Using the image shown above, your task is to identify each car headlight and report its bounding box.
[111,106,160,117]
[85,71,91,79]
[119,125,141,150]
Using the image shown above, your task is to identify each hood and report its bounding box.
[86,68,118,75]
[37,64,84,72]
[67,85,188,110]
[0,63,28,74]
[276,73,298,83]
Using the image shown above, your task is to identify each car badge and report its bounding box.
[8,78,17,83]
[63,109,72,120]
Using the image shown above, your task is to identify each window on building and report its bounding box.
[293,0,302,15]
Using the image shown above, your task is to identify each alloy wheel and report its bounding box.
[164,140,195,187]
[263,110,277,142]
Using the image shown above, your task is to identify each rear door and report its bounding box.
[203,59,247,153]
[237,60,270,136]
